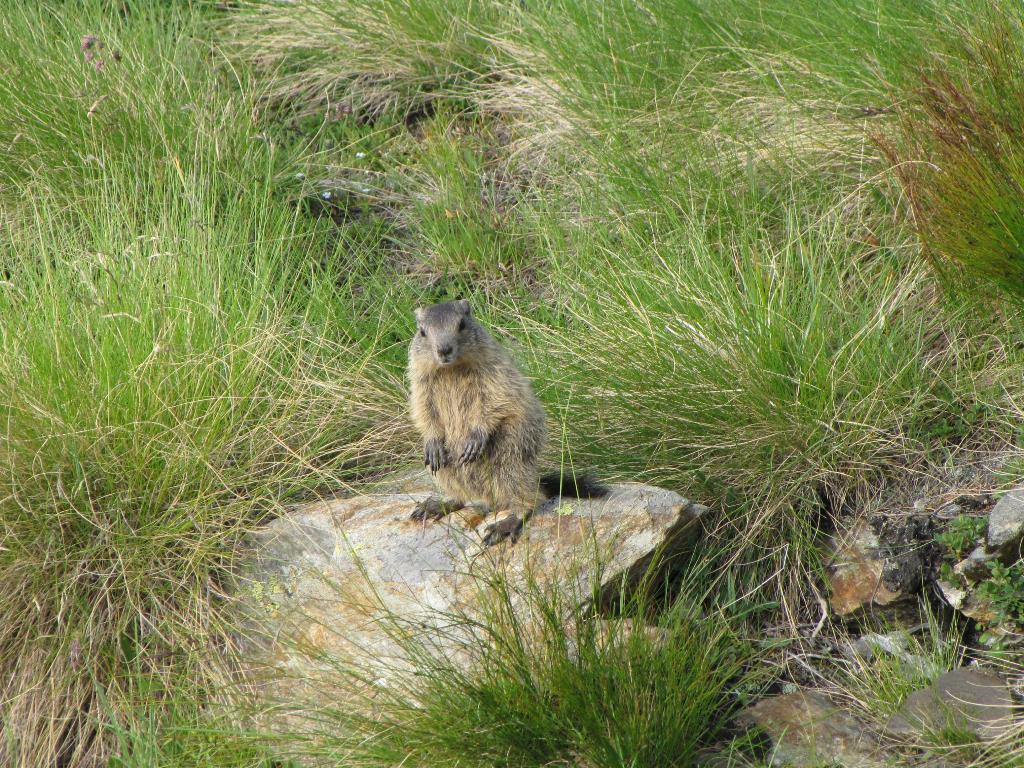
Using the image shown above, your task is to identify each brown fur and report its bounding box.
[408,300,547,540]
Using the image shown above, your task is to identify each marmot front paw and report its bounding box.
[424,437,447,473]
[458,428,488,466]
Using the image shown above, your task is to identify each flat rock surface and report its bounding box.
[886,668,1017,742]
[235,481,706,693]
[740,691,885,768]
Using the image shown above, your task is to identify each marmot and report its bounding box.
[408,299,605,545]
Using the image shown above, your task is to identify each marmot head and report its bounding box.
[412,299,485,367]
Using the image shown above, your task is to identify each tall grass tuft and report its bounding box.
[222,0,517,121]
[535,186,973,569]
[0,2,409,764]
[270,561,761,768]
[882,5,1024,299]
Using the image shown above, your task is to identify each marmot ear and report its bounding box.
[455,299,471,315]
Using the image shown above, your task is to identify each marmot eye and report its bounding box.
[458,318,466,332]
[418,327,426,338]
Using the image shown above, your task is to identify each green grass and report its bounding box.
[0,2,409,764]
[5,0,1024,765]
[267,562,763,768]
[544,193,955,518]
[882,4,1024,300]
[222,0,516,121]
[828,602,963,721]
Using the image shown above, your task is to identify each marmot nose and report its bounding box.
[438,344,453,358]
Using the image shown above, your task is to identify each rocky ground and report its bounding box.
[235,467,1023,767]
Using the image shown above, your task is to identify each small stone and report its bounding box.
[828,519,927,619]
[960,592,998,625]
[848,632,938,677]
[1009,674,1024,700]
[988,490,1024,559]
[829,522,901,616]
[937,579,998,624]
[937,578,967,611]
[886,668,1016,742]
[740,691,885,768]
[953,545,991,582]
[849,631,910,660]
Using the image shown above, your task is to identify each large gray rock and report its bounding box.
[886,668,1017,742]
[739,691,885,768]
[235,482,706,694]
[988,490,1024,559]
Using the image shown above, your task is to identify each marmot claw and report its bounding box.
[458,429,487,465]
[424,437,447,473]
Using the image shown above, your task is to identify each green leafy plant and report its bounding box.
[976,560,1024,627]
[935,515,988,559]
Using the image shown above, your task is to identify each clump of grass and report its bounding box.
[882,4,1024,299]
[541,192,964,545]
[403,114,534,284]
[222,0,517,122]
[0,3,410,764]
[270,559,761,768]
[828,602,962,721]
[103,686,285,768]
